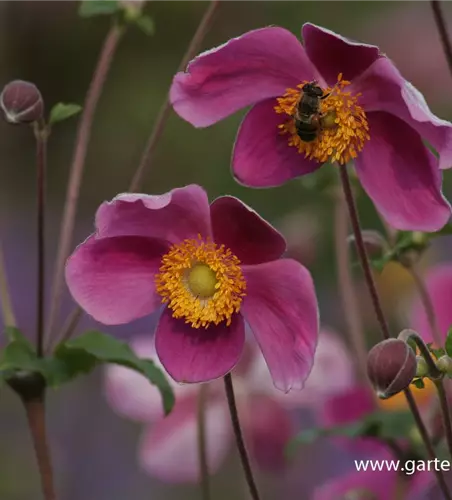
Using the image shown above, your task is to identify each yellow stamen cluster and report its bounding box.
[274,74,370,165]
[155,236,246,328]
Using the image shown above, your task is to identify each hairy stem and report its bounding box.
[0,242,16,327]
[224,374,260,500]
[23,393,56,500]
[34,123,47,357]
[339,164,452,499]
[46,24,124,346]
[129,0,220,191]
[197,384,211,500]
[431,0,452,79]
[333,186,368,380]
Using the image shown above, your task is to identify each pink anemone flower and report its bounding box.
[105,330,353,481]
[170,23,452,232]
[314,387,432,500]
[65,185,319,391]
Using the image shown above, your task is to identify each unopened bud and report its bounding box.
[416,356,429,377]
[367,339,416,399]
[348,230,387,258]
[437,355,452,376]
[0,80,43,124]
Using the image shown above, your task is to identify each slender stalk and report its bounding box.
[224,374,260,500]
[339,164,452,499]
[431,0,452,79]
[435,380,452,460]
[34,123,47,357]
[49,306,83,351]
[23,394,56,500]
[0,242,16,327]
[45,24,124,346]
[333,186,368,380]
[197,384,210,500]
[129,0,220,192]
[338,164,390,339]
[408,265,442,346]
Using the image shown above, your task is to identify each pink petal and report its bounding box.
[139,394,231,483]
[170,27,318,127]
[232,99,321,187]
[301,23,380,86]
[95,185,212,243]
[411,264,452,343]
[241,259,319,392]
[313,448,397,500]
[355,112,451,232]
[65,235,167,325]
[210,196,286,265]
[353,57,452,169]
[242,394,293,472]
[104,337,197,422]
[155,309,245,383]
[321,386,375,427]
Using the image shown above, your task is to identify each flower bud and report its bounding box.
[437,355,452,376]
[367,339,416,399]
[348,230,387,258]
[416,355,429,377]
[0,80,43,124]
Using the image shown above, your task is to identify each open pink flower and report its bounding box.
[65,185,319,391]
[105,330,351,481]
[170,23,452,232]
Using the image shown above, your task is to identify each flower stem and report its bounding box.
[333,185,368,380]
[34,122,48,357]
[22,390,56,500]
[45,23,124,347]
[129,0,220,192]
[197,384,211,500]
[223,374,260,500]
[435,380,452,460]
[431,0,452,79]
[0,242,16,327]
[339,163,452,500]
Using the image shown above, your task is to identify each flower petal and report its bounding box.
[104,337,197,422]
[242,394,293,472]
[321,386,375,427]
[355,112,451,232]
[170,27,318,127]
[139,394,231,483]
[313,449,397,500]
[232,99,321,187]
[210,196,286,265]
[65,235,167,325]
[302,23,380,86]
[352,57,452,169]
[410,264,452,344]
[241,259,319,392]
[95,185,212,243]
[155,310,245,383]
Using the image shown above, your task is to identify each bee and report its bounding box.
[294,81,332,143]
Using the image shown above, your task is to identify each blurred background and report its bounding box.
[1,1,452,499]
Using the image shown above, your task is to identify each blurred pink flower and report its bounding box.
[410,263,452,344]
[170,24,452,231]
[105,330,352,482]
[65,185,319,391]
[315,387,432,499]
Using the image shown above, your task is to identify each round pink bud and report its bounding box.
[367,339,416,399]
[0,80,43,124]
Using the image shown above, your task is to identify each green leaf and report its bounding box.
[427,343,446,359]
[287,410,415,457]
[412,378,425,389]
[135,15,155,35]
[49,103,82,125]
[79,0,119,17]
[445,328,452,357]
[54,331,174,414]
